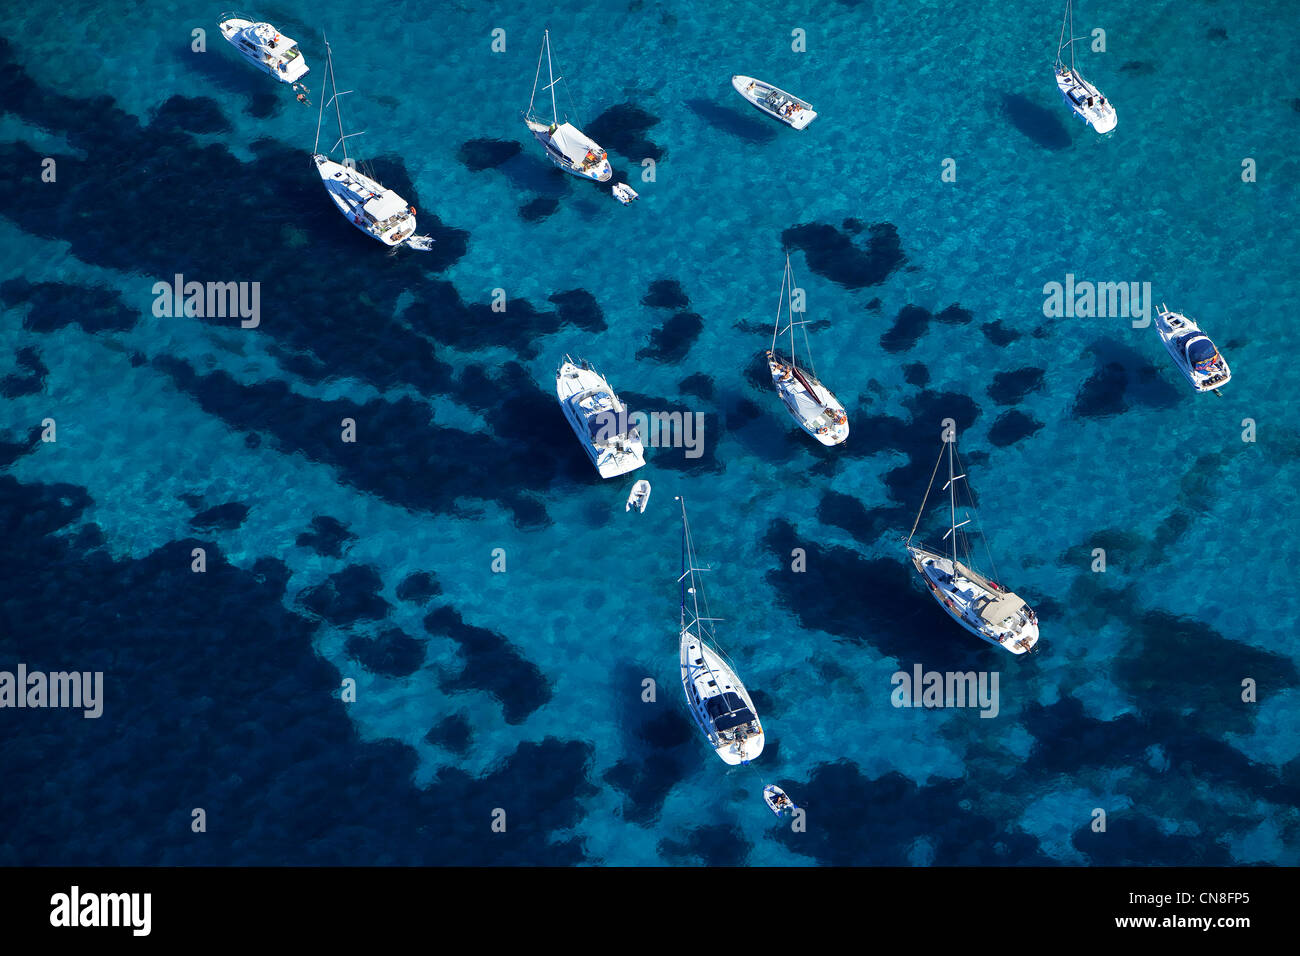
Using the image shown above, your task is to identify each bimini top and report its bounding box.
[706,692,756,733]
[550,122,605,165]
[978,591,1027,626]
[362,192,408,222]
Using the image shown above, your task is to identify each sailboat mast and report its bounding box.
[771,259,787,353]
[1068,0,1077,73]
[328,44,349,164]
[545,31,558,124]
[679,498,688,629]
[787,257,797,365]
[1056,5,1066,68]
[313,37,329,154]
[948,439,958,566]
[528,36,544,116]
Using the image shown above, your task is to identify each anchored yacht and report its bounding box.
[1054,0,1116,133]
[1155,305,1231,393]
[905,438,1040,655]
[523,31,612,182]
[677,497,765,766]
[218,16,309,84]
[731,75,817,129]
[767,255,848,445]
[556,356,645,478]
[311,37,432,250]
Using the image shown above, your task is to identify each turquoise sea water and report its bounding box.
[1,0,1298,865]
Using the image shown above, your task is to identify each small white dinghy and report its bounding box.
[763,785,797,817]
[626,479,651,513]
[612,182,639,205]
[731,75,817,129]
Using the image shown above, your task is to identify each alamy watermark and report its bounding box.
[593,409,705,458]
[891,664,999,718]
[1042,273,1152,327]
[152,273,260,327]
[0,664,103,718]
[50,886,150,936]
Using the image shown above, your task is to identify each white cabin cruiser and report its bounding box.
[767,255,848,446]
[311,38,432,250]
[677,497,765,766]
[905,438,1040,655]
[731,75,817,130]
[524,32,612,183]
[1054,0,1116,133]
[1155,305,1231,393]
[218,16,309,84]
[556,356,646,479]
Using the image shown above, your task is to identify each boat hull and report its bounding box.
[681,631,764,765]
[556,360,646,478]
[908,546,1039,655]
[525,121,612,182]
[763,786,795,817]
[219,18,309,84]
[768,352,848,445]
[625,479,651,513]
[731,75,817,129]
[1155,310,1232,393]
[1054,68,1116,134]
[313,155,418,247]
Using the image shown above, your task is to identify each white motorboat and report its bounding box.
[612,182,639,205]
[767,255,848,446]
[731,75,817,130]
[626,479,651,513]
[677,497,765,766]
[311,37,432,250]
[1155,305,1232,393]
[905,438,1040,655]
[556,356,646,479]
[523,31,612,183]
[218,15,309,84]
[1054,0,1116,133]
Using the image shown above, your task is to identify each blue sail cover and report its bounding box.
[706,692,755,732]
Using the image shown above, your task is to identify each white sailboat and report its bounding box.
[677,497,765,766]
[731,75,817,130]
[905,438,1040,655]
[1155,304,1232,393]
[766,255,848,446]
[556,355,646,478]
[218,15,309,84]
[1054,0,1116,134]
[311,37,433,250]
[523,31,612,183]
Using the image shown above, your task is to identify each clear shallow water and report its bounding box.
[1,0,1297,865]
